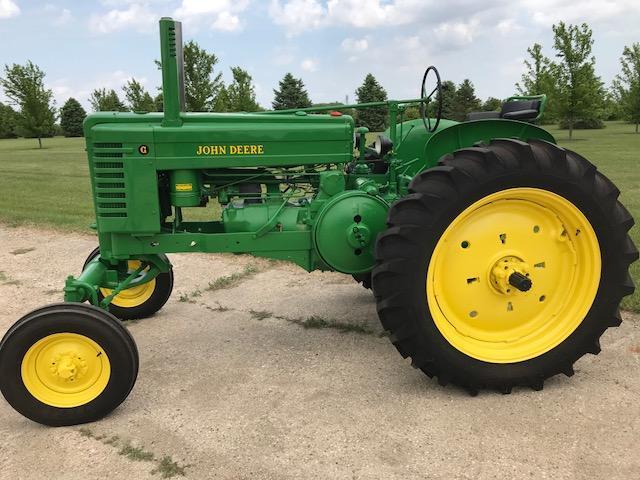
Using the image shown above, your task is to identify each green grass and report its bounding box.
[1,123,640,309]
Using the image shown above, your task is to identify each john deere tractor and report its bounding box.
[1,18,636,426]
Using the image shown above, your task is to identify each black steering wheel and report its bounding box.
[419,66,443,133]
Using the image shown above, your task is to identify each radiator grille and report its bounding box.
[92,143,127,218]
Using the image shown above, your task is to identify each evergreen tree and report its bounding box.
[272,73,312,110]
[450,79,481,121]
[154,92,164,112]
[123,78,155,112]
[552,22,605,138]
[59,97,86,137]
[482,97,503,112]
[613,43,640,133]
[89,88,127,112]
[0,61,56,148]
[226,67,260,112]
[0,102,18,138]
[355,73,388,131]
[438,80,457,120]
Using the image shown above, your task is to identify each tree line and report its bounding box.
[1,21,639,147]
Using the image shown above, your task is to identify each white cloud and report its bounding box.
[88,3,156,34]
[54,8,73,26]
[269,0,327,35]
[520,0,639,26]
[174,0,250,32]
[301,58,318,72]
[433,19,478,49]
[496,18,520,35]
[341,37,368,52]
[0,0,20,18]
[212,11,242,31]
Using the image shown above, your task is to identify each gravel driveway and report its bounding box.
[1,225,639,480]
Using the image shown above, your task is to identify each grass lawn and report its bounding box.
[1,121,639,309]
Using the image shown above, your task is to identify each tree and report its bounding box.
[450,79,481,121]
[437,80,457,120]
[613,43,640,133]
[183,40,224,111]
[552,22,605,138]
[123,78,155,112]
[0,61,56,148]
[0,102,18,138]
[272,73,312,110]
[482,97,503,112]
[226,67,260,112]
[516,43,560,122]
[355,73,388,131]
[59,98,86,137]
[154,92,164,112]
[89,88,127,112]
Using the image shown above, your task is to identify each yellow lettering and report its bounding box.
[257,145,264,154]
[220,145,226,154]
[250,145,257,154]
[230,145,237,154]
[196,145,203,155]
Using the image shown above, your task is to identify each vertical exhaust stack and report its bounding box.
[159,17,185,127]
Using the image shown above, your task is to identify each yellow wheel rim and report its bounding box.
[21,333,111,408]
[426,188,601,363]
[100,260,156,308]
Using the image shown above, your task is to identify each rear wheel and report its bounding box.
[0,303,138,426]
[374,139,637,393]
[83,247,173,320]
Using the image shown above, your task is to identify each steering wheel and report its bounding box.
[419,66,443,133]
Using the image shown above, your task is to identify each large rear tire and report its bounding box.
[373,139,637,394]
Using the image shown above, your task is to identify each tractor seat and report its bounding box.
[467,99,541,122]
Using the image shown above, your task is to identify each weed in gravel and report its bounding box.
[301,315,374,334]
[10,247,35,255]
[119,443,155,462]
[207,264,259,291]
[0,271,6,282]
[249,309,272,320]
[104,435,120,446]
[79,427,94,438]
[151,455,188,478]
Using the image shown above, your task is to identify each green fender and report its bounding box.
[397,119,556,177]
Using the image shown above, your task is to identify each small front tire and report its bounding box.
[83,247,174,320]
[0,303,139,426]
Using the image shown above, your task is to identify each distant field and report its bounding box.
[1,121,639,309]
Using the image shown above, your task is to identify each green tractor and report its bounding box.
[1,18,636,426]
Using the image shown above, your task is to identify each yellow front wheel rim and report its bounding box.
[21,333,111,408]
[100,260,156,308]
[427,188,601,363]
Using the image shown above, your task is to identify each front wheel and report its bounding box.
[83,247,174,320]
[0,303,138,426]
[374,139,637,393]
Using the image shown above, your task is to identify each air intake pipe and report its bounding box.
[159,17,185,127]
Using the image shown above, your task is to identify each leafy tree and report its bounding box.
[482,97,503,111]
[272,73,312,110]
[0,102,18,138]
[613,43,640,133]
[355,73,388,131]
[552,22,605,138]
[450,79,481,121]
[89,88,127,112]
[0,61,56,148]
[226,67,260,112]
[123,78,155,112]
[183,40,224,112]
[59,97,86,137]
[516,43,560,122]
[212,85,229,112]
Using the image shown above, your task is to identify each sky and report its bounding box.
[0,0,639,111]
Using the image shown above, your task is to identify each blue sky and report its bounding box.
[1,0,639,111]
